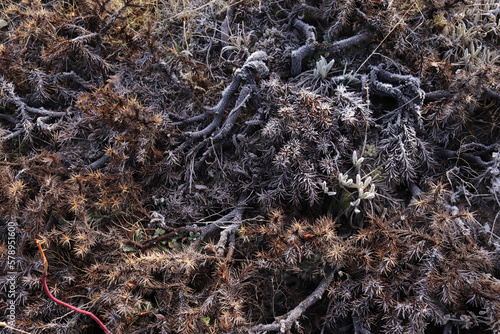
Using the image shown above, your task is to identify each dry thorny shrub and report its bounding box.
[0,0,499,333]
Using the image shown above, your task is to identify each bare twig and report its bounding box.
[484,86,500,100]
[1,129,23,141]
[185,75,242,139]
[56,71,94,91]
[215,193,248,258]
[96,3,128,54]
[88,155,110,170]
[435,146,489,167]
[369,65,425,125]
[0,113,18,124]
[318,29,373,53]
[220,5,235,48]
[190,194,247,251]
[290,18,316,76]
[211,84,253,142]
[23,105,66,117]
[424,90,452,102]
[249,268,336,333]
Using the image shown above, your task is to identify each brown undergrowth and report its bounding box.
[1,0,499,333]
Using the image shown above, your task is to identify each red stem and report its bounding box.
[41,273,111,333]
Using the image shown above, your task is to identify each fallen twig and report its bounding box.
[484,85,500,100]
[369,65,424,120]
[140,225,201,250]
[95,3,128,55]
[248,268,336,333]
[215,194,248,259]
[424,90,452,102]
[0,113,19,124]
[190,195,247,251]
[0,322,31,334]
[88,155,110,170]
[435,146,489,167]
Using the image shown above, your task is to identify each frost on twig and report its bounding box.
[370,66,435,186]
[369,65,425,123]
[290,18,317,77]
[290,18,374,76]
[435,146,489,168]
[174,51,267,187]
[183,51,268,140]
[0,76,68,142]
[424,90,452,102]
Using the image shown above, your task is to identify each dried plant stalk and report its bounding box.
[36,240,112,334]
